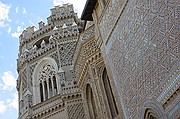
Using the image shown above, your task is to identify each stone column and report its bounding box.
[46,79,50,99]
[56,73,61,94]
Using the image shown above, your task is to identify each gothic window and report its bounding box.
[38,63,58,102]
[33,58,59,104]
[144,109,159,119]
[102,68,118,118]
[86,84,97,119]
[40,83,43,102]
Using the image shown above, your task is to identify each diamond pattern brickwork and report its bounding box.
[59,41,77,66]
[104,0,180,118]
[67,103,85,119]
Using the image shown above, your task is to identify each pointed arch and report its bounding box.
[86,84,97,119]
[144,108,159,119]
[32,57,58,105]
[102,67,118,118]
[141,101,167,119]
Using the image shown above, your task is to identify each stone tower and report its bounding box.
[17,1,180,119]
[17,4,85,119]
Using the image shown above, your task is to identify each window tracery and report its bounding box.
[38,64,58,102]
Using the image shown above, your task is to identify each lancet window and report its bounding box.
[102,68,118,118]
[38,64,58,102]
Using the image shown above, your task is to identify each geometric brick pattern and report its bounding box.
[67,103,85,119]
[99,0,128,43]
[105,0,179,118]
[59,41,77,66]
[21,69,27,91]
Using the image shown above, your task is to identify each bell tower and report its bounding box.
[17,4,85,119]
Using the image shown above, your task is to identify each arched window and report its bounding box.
[102,68,118,118]
[86,84,97,119]
[40,83,43,102]
[144,108,159,119]
[33,58,59,104]
[38,64,57,101]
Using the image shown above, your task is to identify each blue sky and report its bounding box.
[0,0,86,118]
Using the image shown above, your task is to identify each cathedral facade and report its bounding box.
[17,0,179,119]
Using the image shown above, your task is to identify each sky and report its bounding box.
[0,0,86,118]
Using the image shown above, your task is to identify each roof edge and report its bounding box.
[81,0,97,21]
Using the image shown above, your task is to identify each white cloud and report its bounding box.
[8,92,18,111]
[11,32,21,38]
[0,21,6,27]
[22,7,26,15]
[21,21,24,25]
[17,26,22,32]
[16,20,19,24]
[11,26,23,38]
[0,92,18,113]
[29,19,35,26]
[6,99,11,104]
[0,1,11,27]
[0,93,18,114]
[52,0,86,17]
[53,0,64,6]
[0,71,16,90]
[0,100,6,113]
[37,17,43,22]
[8,27,11,33]
[16,6,19,13]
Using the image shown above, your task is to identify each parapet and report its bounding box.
[19,26,36,40]
[38,21,45,29]
[50,3,74,16]
[19,3,81,48]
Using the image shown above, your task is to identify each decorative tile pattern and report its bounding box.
[103,0,180,118]
[59,41,77,66]
[67,103,85,119]
[99,0,128,43]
